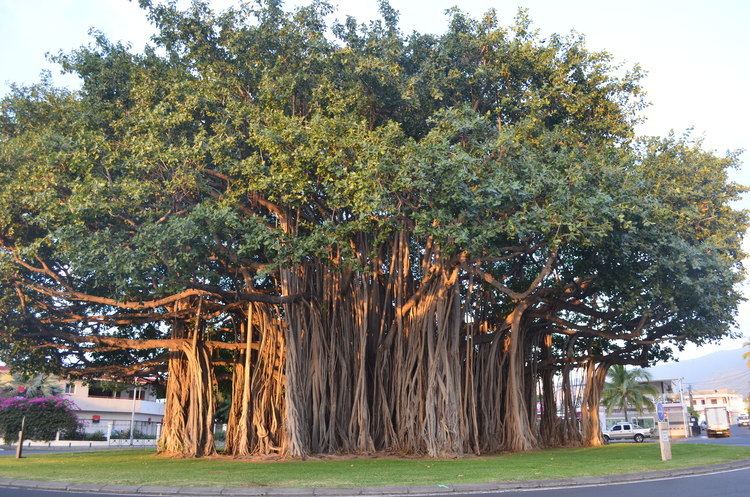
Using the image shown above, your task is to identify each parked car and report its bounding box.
[602,422,652,443]
[738,414,750,427]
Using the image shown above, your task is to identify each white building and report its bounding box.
[690,388,747,424]
[60,379,165,437]
[0,366,165,438]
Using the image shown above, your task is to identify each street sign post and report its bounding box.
[658,421,672,461]
[657,402,665,422]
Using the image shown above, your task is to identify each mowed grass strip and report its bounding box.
[0,444,748,488]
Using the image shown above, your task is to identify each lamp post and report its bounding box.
[129,385,139,445]
[678,377,690,438]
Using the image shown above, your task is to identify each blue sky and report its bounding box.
[1,0,748,360]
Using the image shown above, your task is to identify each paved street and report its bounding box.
[681,424,750,446]
[606,423,750,447]
[0,445,150,457]
[0,466,748,497]
[498,466,750,497]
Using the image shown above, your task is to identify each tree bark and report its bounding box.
[539,334,560,447]
[581,359,609,447]
[502,301,537,452]
[158,300,216,457]
[157,319,190,456]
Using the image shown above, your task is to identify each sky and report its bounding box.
[1,0,748,361]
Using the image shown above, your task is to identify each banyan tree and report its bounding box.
[0,1,746,458]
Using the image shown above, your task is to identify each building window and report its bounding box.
[701,400,705,405]
[126,389,146,400]
[711,399,718,405]
[633,417,655,429]
[88,383,116,398]
[87,382,145,400]
[64,383,76,394]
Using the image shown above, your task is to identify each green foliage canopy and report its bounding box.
[0,0,745,380]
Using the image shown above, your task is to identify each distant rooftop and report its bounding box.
[692,388,742,395]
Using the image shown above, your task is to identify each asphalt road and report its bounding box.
[0,466,748,497]
[0,445,149,457]
[682,423,750,446]
[497,466,750,497]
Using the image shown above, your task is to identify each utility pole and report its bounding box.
[687,383,697,436]
[15,416,26,459]
[129,385,139,446]
[679,378,690,438]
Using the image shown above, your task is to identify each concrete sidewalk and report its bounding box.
[1,458,749,496]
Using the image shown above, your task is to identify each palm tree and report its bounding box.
[602,365,658,422]
[0,372,62,398]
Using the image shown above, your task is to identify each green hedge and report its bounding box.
[64,430,107,441]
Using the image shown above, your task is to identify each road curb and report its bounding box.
[1,458,749,496]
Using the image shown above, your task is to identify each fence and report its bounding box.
[6,419,230,448]
[106,419,161,446]
[57,419,162,446]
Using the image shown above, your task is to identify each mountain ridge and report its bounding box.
[646,348,750,395]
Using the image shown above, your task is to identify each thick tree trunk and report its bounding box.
[560,338,582,447]
[348,276,375,452]
[225,308,254,457]
[157,321,190,456]
[280,266,311,457]
[539,334,559,447]
[422,268,464,456]
[180,302,216,457]
[155,233,605,459]
[249,304,286,455]
[158,301,216,457]
[581,359,609,447]
[503,301,537,452]
[371,232,405,451]
[476,329,506,453]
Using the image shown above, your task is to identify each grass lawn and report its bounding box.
[0,444,748,488]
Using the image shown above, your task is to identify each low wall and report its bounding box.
[1,438,157,447]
